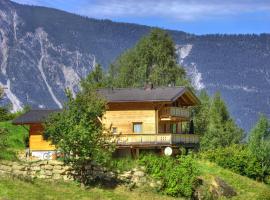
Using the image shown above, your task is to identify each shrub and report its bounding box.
[110,157,137,172]
[0,122,28,160]
[139,154,199,198]
[200,144,269,183]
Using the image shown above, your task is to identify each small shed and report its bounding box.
[13,109,59,159]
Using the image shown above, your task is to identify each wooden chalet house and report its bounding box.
[13,85,200,159]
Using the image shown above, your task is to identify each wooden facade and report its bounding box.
[13,86,200,158]
[103,99,199,150]
[29,124,55,151]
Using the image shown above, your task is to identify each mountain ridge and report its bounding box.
[0,0,269,131]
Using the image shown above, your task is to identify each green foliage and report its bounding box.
[200,92,244,150]
[192,90,211,134]
[0,121,28,160]
[197,160,270,200]
[109,29,190,88]
[44,88,115,185]
[110,157,137,172]
[200,144,269,183]
[0,176,177,200]
[139,154,199,198]
[81,63,109,89]
[0,105,31,122]
[248,115,270,182]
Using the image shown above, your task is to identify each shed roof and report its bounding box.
[12,109,60,125]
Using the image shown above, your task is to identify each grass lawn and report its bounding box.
[0,176,180,200]
[0,121,28,160]
[197,160,270,200]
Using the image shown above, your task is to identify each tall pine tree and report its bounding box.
[192,90,211,134]
[200,92,244,150]
[248,115,270,181]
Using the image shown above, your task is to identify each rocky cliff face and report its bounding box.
[0,0,94,110]
[0,0,269,131]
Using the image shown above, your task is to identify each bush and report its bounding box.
[200,145,270,183]
[0,122,28,160]
[139,154,199,198]
[110,157,137,172]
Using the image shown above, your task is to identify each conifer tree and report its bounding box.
[248,115,270,181]
[200,92,243,150]
[81,63,108,89]
[192,90,211,134]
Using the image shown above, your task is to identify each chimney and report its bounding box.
[144,82,154,91]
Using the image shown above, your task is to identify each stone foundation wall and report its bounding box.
[0,160,161,189]
[0,160,72,181]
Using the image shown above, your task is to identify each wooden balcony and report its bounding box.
[114,133,199,147]
[160,107,190,120]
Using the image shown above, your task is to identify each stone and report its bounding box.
[45,170,53,176]
[0,160,13,166]
[107,171,116,178]
[30,171,36,176]
[44,165,53,170]
[0,165,12,172]
[48,160,64,165]
[63,175,73,181]
[0,170,9,175]
[138,177,147,184]
[39,160,49,165]
[150,181,157,188]
[12,164,25,170]
[210,177,237,199]
[133,171,145,177]
[193,185,208,200]
[53,165,62,170]
[156,180,162,186]
[118,172,132,181]
[13,170,27,176]
[37,174,47,179]
[62,166,72,171]
[31,166,41,171]
[131,176,140,184]
[53,169,66,175]
[139,166,146,171]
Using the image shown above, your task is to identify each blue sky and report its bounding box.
[12,0,270,35]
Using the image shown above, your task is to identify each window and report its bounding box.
[112,127,117,134]
[133,122,143,133]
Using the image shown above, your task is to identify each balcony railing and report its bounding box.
[114,133,199,146]
[160,107,190,119]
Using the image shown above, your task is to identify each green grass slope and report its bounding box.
[0,176,179,200]
[197,160,270,200]
[0,121,28,160]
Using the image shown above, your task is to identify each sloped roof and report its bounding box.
[12,109,60,125]
[97,86,199,103]
[13,87,199,125]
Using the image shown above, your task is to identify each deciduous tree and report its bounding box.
[110,29,190,87]
[44,88,115,185]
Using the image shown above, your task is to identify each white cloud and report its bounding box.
[78,0,270,21]
[12,0,270,21]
